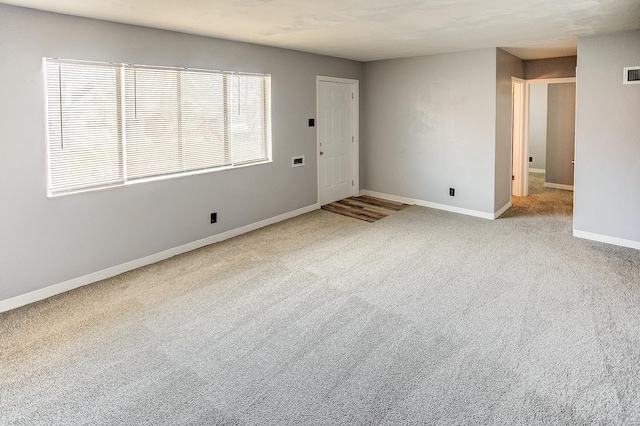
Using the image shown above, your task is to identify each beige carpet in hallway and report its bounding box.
[501,171,574,218]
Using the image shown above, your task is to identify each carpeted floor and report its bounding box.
[1,175,640,425]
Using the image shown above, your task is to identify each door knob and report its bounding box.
[320,151,324,155]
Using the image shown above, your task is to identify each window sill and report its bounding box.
[47,158,272,198]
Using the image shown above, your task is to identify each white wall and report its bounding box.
[363,49,498,215]
[0,4,363,303]
[528,83,548,171]
[574,30,640,247]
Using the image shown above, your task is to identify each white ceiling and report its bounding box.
[3,0,640,61]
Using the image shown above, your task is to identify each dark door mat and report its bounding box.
[321,195,409,222]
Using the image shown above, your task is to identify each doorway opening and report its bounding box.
[508,77,576,218]
[511,77,576,198]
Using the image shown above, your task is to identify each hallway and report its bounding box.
[502,172,574,218]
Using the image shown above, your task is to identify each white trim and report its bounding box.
[544,182,574,191]
[415,200,495,220]
[360,189,496,220]
[0,203,319,313]
[48,159,273,198]
[316,76,360,205]
[494,201,512,219]
[573,230,640,251]
[529,168,546,173]
[511,77,527,197]
[527,77,576,85]
[522,79,530,195]
[360,189,415,205]
[317,76,359,85]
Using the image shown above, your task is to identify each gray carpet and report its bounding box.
[2,179,640,425]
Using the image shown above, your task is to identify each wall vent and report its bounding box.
[291,155,305,167]
[623,66,640,85]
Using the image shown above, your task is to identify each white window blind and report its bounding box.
[45,61,123,194]
[124,67,181,179]
[229,74,270,165]
[180,70,228,171]
[45,58,271,196]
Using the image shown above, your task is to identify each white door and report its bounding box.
[318,80,353,206]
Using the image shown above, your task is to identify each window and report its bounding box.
[45,58,271,196]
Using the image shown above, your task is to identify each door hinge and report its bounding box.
[512,175,515,181]
[352,136,354,142]
[352,180,354,186]
[352,93,354,99]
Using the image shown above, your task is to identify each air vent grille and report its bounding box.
[623,66,640,85]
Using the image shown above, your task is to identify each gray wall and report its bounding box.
[528,83,548,170]
[524,56,577,80]
[545,83,576,186]
[363,49,498,214]
[0,4,363,302]
[574,30,640,243]
[525,55,577,177]
[495,49,525,210]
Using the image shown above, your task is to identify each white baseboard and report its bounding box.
[359,189,416,205]
[414,199,495,220]
[529,168,546,173]
[494,202,512,219]
[0,204,319,313]
[544,182,574,191]
[573,230,640,251]
[360,189,495,220]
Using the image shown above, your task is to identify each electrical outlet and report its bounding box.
[210,212,217,224]
[449,188,455,197]
[529,156,533,162]
[308,118,315,127]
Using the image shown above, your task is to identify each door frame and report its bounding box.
[516,76,576,197]
[512,77,527,197]
[316,76,360,205]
